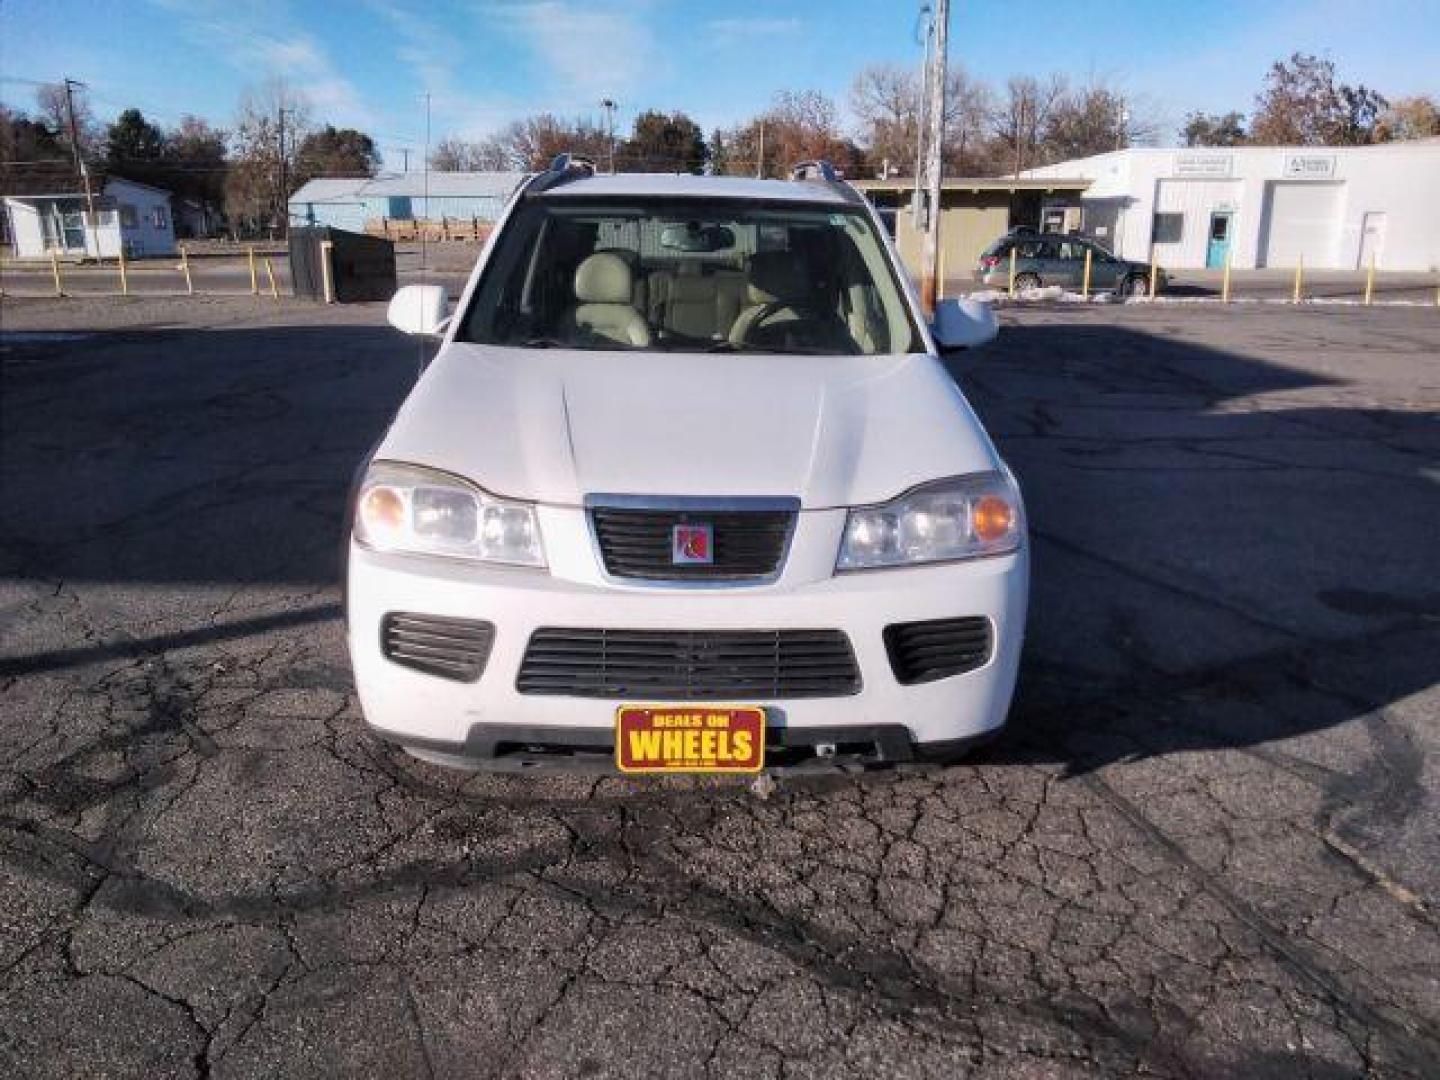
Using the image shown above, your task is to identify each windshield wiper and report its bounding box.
[519,337,568,349]
[707,341,841,356]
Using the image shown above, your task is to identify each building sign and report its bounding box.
[1174,153,1233,178]
[1282,154,1336,179]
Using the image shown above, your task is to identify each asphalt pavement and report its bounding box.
[1,296,1437,1077]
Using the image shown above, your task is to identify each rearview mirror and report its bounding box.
[931,297,998,352]
[387,284,450,336]
[659,223,736,253]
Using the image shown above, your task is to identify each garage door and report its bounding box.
[1260,182,1341,267]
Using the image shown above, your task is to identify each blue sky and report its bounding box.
[3,0,1437,168]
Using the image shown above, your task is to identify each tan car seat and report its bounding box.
[564,253,651,347]
[728,252,811,345]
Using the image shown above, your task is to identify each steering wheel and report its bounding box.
[737,300,836,349]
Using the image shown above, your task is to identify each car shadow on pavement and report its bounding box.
[946,318,1439,780]
[0,323,424,596]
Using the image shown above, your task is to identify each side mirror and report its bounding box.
[931,297,998,352]
[387,284,450,336]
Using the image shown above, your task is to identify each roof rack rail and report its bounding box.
[526,153,598,195]
[788,159,865,206]
[790,160,838,182]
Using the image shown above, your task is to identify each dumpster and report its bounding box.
[289,226,396,302]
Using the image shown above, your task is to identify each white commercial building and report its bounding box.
[3,176,176,259]
[1025,141,1440,272]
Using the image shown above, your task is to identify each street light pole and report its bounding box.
[919,0,950,318]
[913,5,934,212]
[600,99,617,173]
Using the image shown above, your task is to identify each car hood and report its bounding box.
[376,343,1002,508]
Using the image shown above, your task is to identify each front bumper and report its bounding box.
[346,505,1028,770]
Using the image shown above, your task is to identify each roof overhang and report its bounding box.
[852,177,1091,194]
[2,193,88,202]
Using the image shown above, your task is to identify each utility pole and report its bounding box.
[600,99,617,173]
[62,78,97,246]
[1013,99,1025,177]
[277,107,289,237]
[756,121,764,179]
[919,0,950,318]
[401,147,411,173]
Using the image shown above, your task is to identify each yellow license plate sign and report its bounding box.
[615,706,765,774]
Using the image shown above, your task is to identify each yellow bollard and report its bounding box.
[319,240,336,304]
[1364,254,1375,306]
[1148,261,1158,299]
[117,246,129,296]
[247,246,258,295]
[180,245,194,295]
[1007,245,1017,299]
[1221,252,1232,303]
[263,257,280,299]
[1293,255,1304,304]
[51,250,63,296]
[1081,246,1092,300]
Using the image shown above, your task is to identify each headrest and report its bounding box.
[574,252,634,305]
[746,252,808,304]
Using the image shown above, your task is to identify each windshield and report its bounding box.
[457,197,920,355]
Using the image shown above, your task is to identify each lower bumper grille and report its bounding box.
[883,617,991,685]
[517,627,861,699]
[381,613,494,682]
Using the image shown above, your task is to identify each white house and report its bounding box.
[3,176,176,259]
[1024,141,1440,272]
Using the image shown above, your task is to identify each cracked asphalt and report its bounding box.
[1,294,1437,1078]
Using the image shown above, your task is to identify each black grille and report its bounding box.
[381,613,494,682]
[884,617,991,685]
[517,628,860,699]
[590,506,793,581]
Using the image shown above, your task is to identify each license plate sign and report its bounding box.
[615,706,765,774]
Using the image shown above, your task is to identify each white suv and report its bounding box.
[348,158,1027,774]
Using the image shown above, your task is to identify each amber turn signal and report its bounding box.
[361,486,405,531]
[971,495,1014,543]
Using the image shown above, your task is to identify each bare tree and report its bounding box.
[715,90,866,178]
[1375,94,1440,141]
[429,136,513,171]
[849,63,992,176]
[1181,111,1248,147]
[34,82,100,158]
[1250,53,1386,145]
[849,64,918,174]
[481,114,608,171]
[1043,81,1158,160]
[991,75,1067,174]
[225,79,313,236]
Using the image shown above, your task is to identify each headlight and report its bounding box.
[836,472,1023,571]
[354,462,546,567]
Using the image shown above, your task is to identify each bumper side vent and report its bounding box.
[883,616,991,685]
[381,613,494,682]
